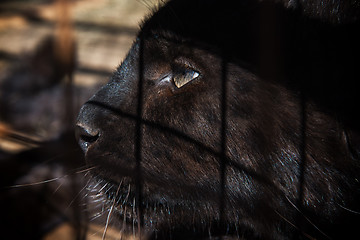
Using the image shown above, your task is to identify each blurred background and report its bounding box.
[0,0,157,239]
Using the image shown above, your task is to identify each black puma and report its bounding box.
[76,0,360,239]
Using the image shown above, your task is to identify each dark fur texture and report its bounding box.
[76,0,360,239]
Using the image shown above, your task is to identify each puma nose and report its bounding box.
[75,124,100,153]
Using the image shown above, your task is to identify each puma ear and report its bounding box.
[343,128,360,160]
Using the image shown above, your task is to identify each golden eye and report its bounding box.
[173,68,200,88]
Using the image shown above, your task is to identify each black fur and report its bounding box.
[76,0,360,239]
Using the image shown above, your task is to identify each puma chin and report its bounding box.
[76,0,360,239]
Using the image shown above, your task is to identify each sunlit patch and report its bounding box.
[159,74,172,84]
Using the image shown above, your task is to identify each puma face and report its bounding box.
[76,0,360,239]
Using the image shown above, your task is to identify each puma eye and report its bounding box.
[173,68,200,88]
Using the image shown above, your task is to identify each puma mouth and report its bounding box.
[87,176,170,222]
